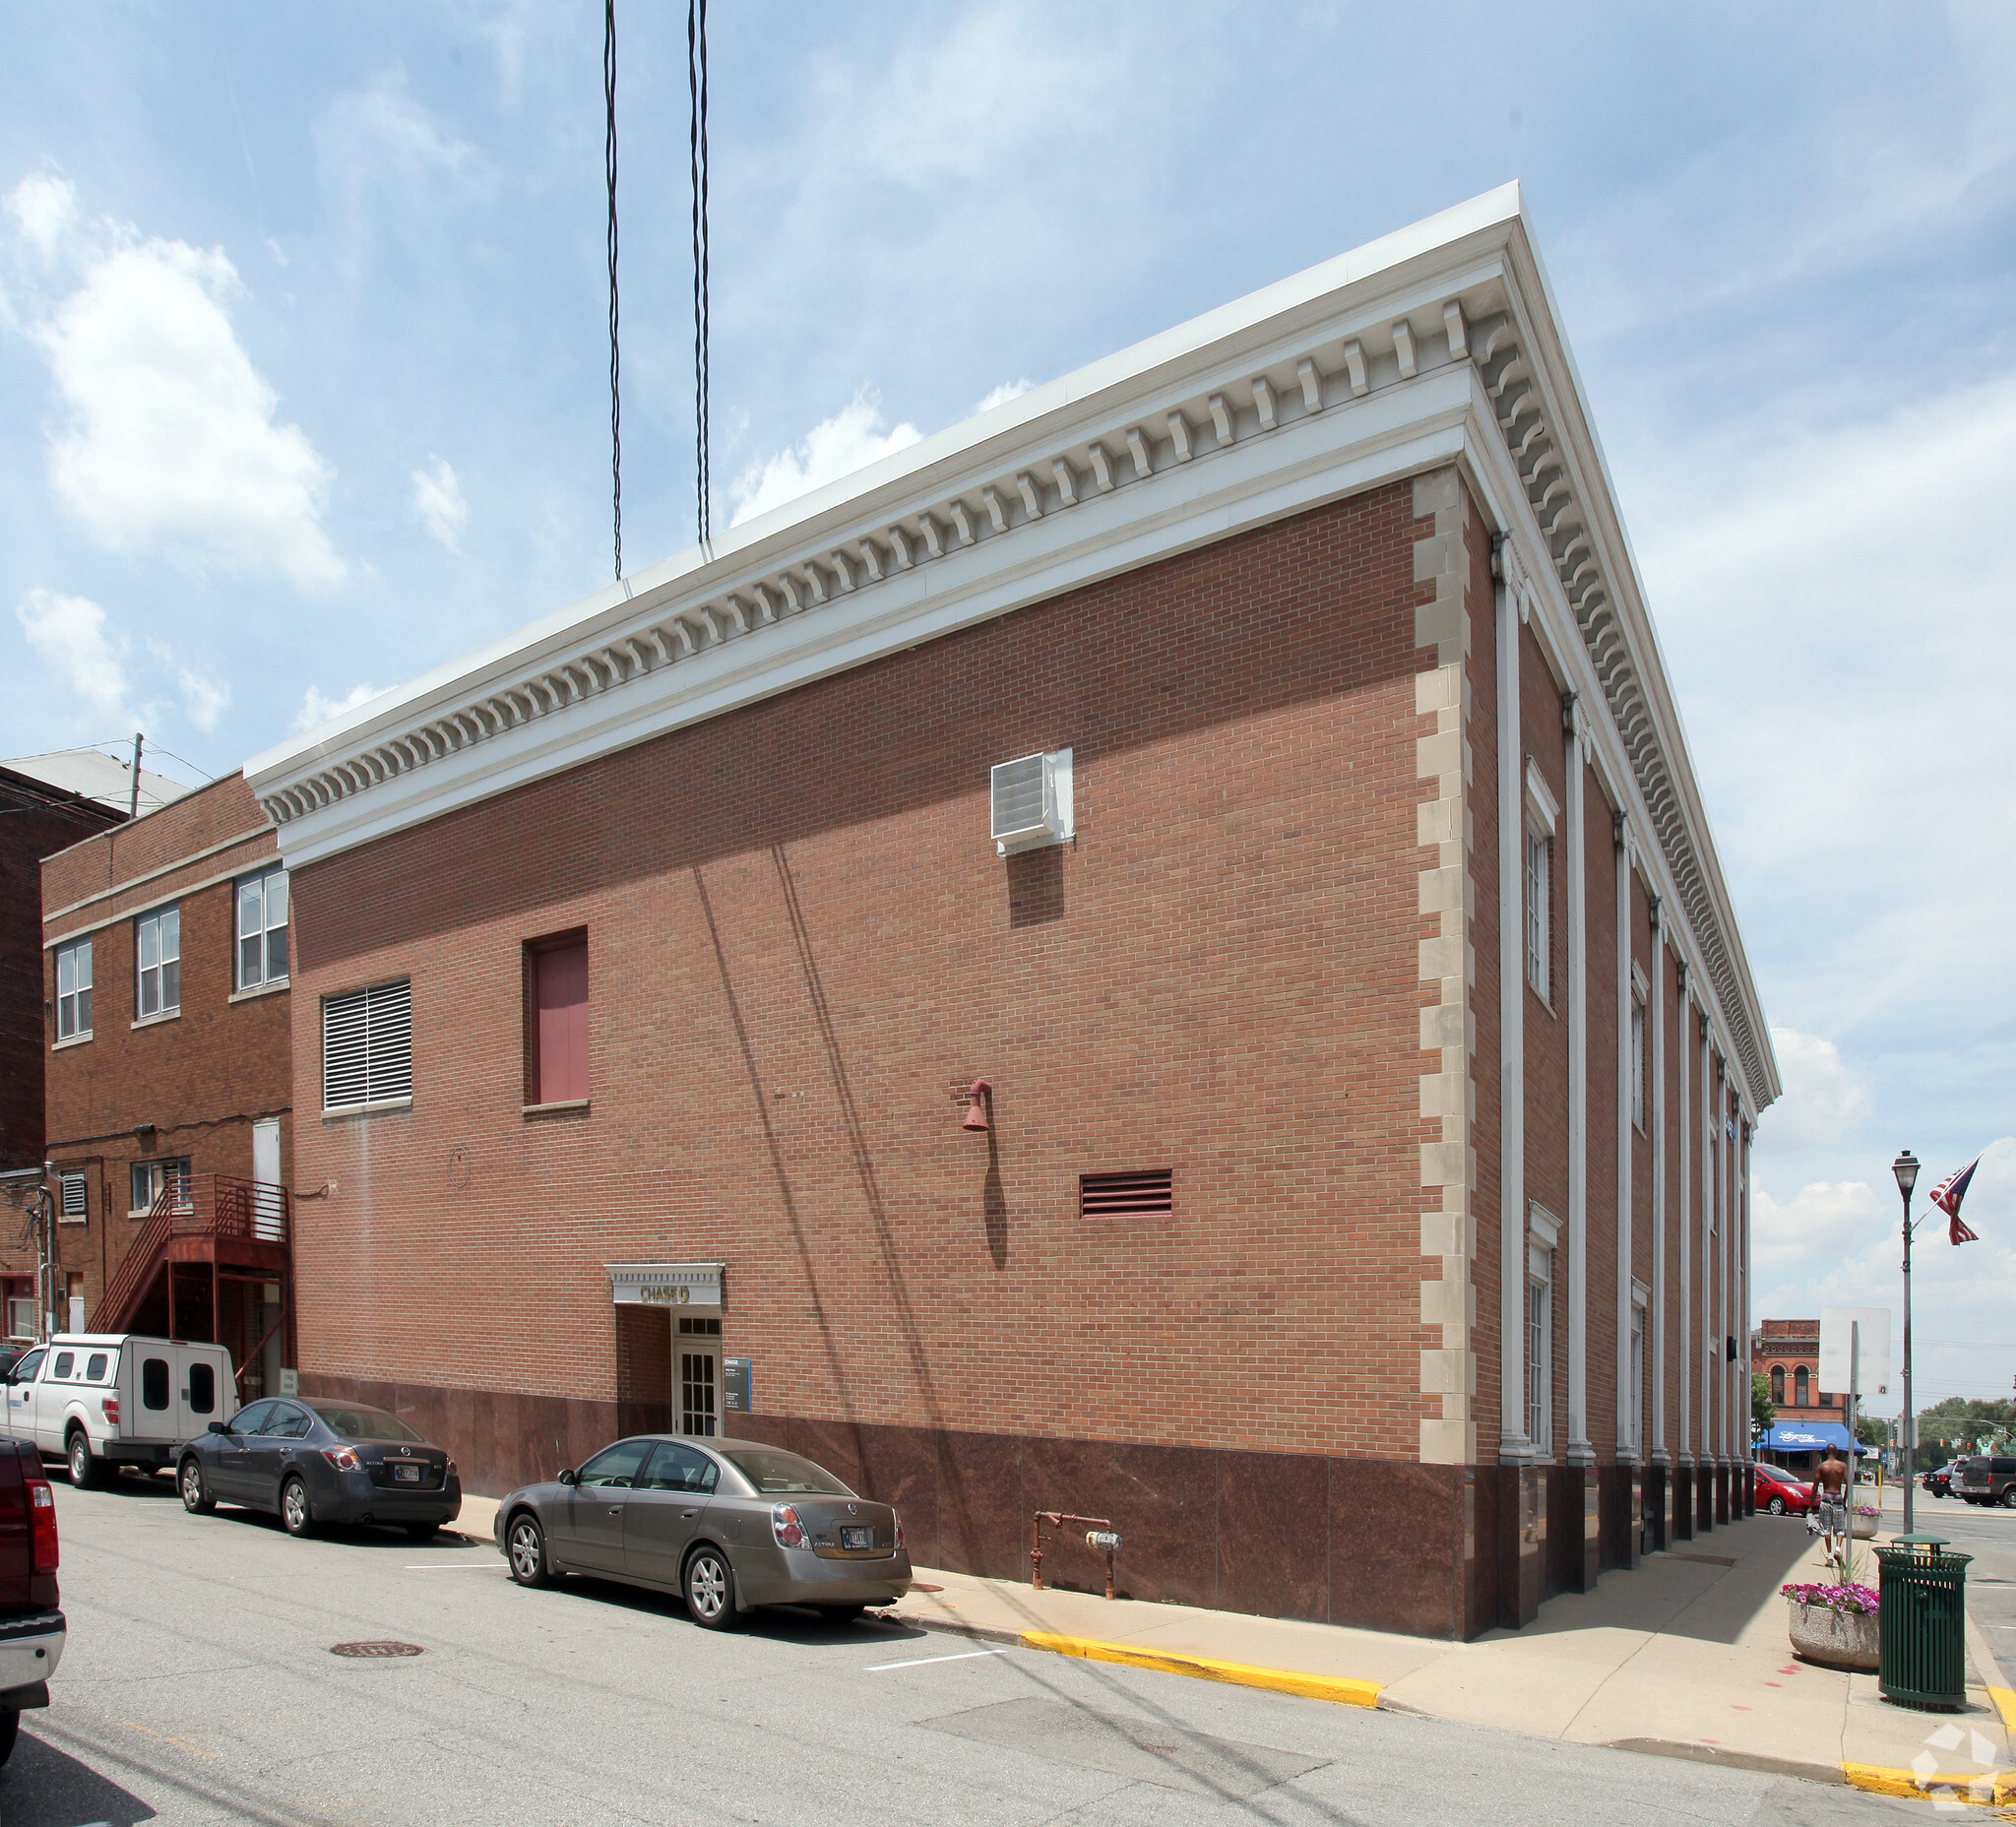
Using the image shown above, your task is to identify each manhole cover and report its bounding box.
[330,1641,424,1659]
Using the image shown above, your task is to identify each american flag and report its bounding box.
[1929,1157,1981,1245]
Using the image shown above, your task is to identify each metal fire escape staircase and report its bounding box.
[94,1176,291,1367]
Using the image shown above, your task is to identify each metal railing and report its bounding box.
[95,1174,290,1334]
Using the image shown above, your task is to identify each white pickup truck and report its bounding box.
[1,1334,237,1485]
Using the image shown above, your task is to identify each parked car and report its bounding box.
[1951,1456,2016,1507]
[0,1437,62,1768]
[1,1334,236,1485]
[1752,1463,1814,1515]
[1922,1463,1953,1498]
[496,1436,912,1628]
[177,1398,461,1540]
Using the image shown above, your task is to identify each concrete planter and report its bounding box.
[1789,1599,1880,1670]
[1852,1513,1878,1540]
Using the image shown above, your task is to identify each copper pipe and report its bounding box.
[1030,1510,1119,1601]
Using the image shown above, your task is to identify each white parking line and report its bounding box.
[865,1648,1010,1671]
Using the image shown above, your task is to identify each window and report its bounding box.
[1795,1366,1809,1407]
[261,1404,311,1438]
[55,937,93,1040]
[1080,1170,1173,1219]
[236,866,289,990]
[639,1442,720,1493]
[52,1352,74,1379]
[1526,1249,1553,1452]
[1630,996,1646,1129]
[228,1400,277,1435]
[86,1352,109,1381]
[576,1439,653,1487]
[131,1158,192,1217]
[57,1173,87,1225]
[5,1304,34,1343]
[141,1355,171,1411]
[526,935,589,1105]
[1524,830,1550,1000]
[188,1361,216,1415]
[11,1349,42,1381]
[136,906,181,1018]
[322,978,413,1110]
[1770,1364,1785,1405]
[1820,1392,1835,1409]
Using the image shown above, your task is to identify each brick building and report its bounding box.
[36,772,293,1393]
[1752,1318,1838,1424]
[246,186,1777,1637]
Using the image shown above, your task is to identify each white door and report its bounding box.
[251,1119,284,1241]
[177,1346,227,1437]
[678,1348,719,1437]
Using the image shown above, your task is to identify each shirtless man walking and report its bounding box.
[1815,1447,1851,1556]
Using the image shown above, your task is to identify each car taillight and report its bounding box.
[445,1460,457,1479]
[772,1503,806,1548]
[894,1509,905,1549]
[27,1480,58,1572]
[320,1447,360,1471]
[100,1395,119,1425]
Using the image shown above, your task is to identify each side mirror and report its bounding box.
[208,1420,234,1437]
[557,1467,578,1485]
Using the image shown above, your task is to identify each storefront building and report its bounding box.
[38,774,294,1395]
[247,186,1776,1637]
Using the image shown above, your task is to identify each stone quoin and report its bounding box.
[244,185,1777,1638]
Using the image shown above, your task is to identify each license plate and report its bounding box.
[840,1526,872,1550]
[393,1463,421,1483]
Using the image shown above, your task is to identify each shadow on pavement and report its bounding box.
[552,1570,933,1647]
[2,1724,156,1826]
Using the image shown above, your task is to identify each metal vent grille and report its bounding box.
[1080,1169,1172,1220]
[323,978,414,1109]
[991,753,1048,840]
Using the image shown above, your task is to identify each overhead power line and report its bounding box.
[604,0,623,581]
[688,0,710,550]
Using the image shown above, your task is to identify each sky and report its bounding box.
[3,3,2012,1414]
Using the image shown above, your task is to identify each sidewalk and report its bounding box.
[881,1509,2016,1806]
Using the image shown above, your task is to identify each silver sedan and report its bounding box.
[494,1435,912,1628]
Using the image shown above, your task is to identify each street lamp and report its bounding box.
[1895,1148,1921,1537]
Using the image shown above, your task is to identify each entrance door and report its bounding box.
[251,1120,284,1240]
[677,1316,721,1437]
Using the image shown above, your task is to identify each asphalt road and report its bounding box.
[4,1472,1952,1827]
[1899,1484,2016,1681]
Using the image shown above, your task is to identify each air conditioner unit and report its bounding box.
[989,748,1073,855]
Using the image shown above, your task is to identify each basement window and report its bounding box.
[1079,1169,1173,1220]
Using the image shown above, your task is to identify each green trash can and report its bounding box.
[1875,1534,1972,1711]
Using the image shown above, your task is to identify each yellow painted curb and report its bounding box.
[1988,1685,2016,1738]
[1019,1631,1383,1710]
[1841,1761,2016,1807]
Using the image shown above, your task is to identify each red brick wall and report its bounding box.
[39,775,289,1322]
[290,480,1446,1462]
[1585,758,1619,1460]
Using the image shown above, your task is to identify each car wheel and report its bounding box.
[67,1429,99,1489]
[179,1457,216,1514]
[507,1513,553,1587]
[2002,1488,2016,1511]
[0,1706,17,1769]
[684,1544,740,1630]
[817,1604,866,1625]
[280,1475,314,1537]
[1768,1495,1786,1514]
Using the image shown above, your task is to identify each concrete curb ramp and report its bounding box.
[1020,1630,1382,1710]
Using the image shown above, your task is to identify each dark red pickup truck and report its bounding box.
[0,1436,62,1767]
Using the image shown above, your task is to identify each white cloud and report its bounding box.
[975,379,1033,413]
[6,172,78,264]
[1753,1178,1884,1277]
[175,667,230,732]
[410,457,469,551]
[4,175,345,594]
[291,682,379,733]
[1759,1027,1871,1153]
[728,391,922,528]
[16,588,134,724]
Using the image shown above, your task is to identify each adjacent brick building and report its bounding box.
[1752,1318,1838,1424]
[37,773,293,1395]
[247,186,1778,1636]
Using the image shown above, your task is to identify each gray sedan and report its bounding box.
[494,1436,912,1628]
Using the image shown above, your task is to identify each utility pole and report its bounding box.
[128,730,144,820]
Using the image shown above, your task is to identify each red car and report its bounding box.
[1753,1463,1815,1515]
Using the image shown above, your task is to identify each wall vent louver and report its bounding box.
[989,748,1073,855]
[322,977,414,1110]
[1080,1169,1172,1220]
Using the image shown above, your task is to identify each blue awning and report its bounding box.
[1760,1421,1870,1455]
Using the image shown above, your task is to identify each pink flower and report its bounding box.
[1782,1580,1879,1615]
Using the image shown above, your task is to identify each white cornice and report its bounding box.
[243,179,1774,1108]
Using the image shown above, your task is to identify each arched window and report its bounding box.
[1795,1366,1809,1407]
[1771,1364,1785,1405]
